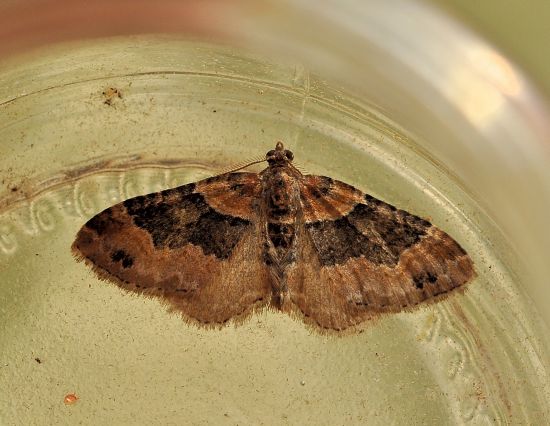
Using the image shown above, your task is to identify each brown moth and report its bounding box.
[72,142,475,332]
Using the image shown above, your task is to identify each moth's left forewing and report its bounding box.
[196,172,261,219]
[72,172,271,326]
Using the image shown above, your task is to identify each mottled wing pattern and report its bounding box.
[72,172,271,325]
[288,175,475,331]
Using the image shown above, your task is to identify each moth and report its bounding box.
[72,142,475,332]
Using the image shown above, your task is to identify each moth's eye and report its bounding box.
[266,150,276,158]
[285,150,294,161]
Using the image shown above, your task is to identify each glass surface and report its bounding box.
[1,37,549,424]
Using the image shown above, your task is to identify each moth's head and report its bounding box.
[266,141,294,166]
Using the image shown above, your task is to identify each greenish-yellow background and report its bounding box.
[431,0,550,99]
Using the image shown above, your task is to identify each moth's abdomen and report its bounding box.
[267,223,295,249]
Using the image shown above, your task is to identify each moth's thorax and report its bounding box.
[260,164,302,270]
[261,166,301,222]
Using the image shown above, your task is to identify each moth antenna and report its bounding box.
[217,155,266,174]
